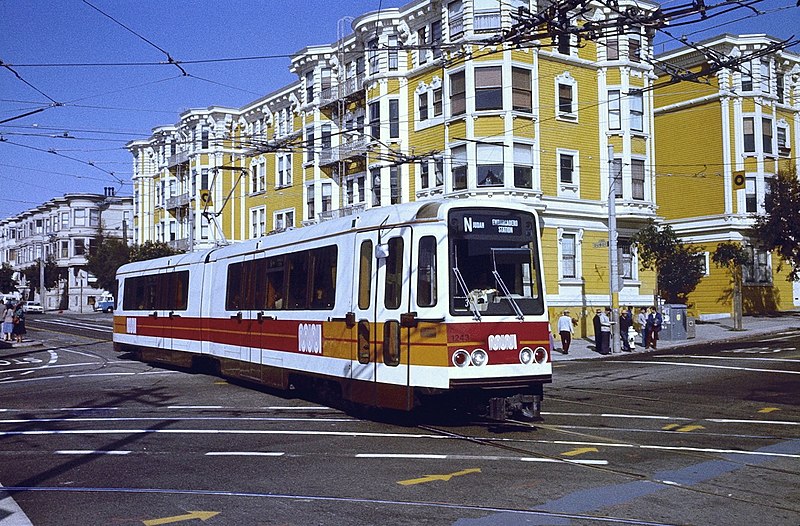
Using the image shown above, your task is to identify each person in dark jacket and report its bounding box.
[592,308,602,353]
[619,306,633,352]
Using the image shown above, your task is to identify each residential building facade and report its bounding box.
[0,191,133,311]
[654,34,800,318]
[127,0,672,338]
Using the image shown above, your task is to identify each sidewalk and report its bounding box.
[553,312,800,361]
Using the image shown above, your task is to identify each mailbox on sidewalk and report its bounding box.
[660,304,688,341]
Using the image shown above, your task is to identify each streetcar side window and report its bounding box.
[265,256,285,310]
[309,246,337,310]
[358,240,372,310]
[122,270,189,311]
[417,236,437,308]
[383,320,401,366]
[286,251,309,309]
[384,237,404,310]
[226,263,244,310]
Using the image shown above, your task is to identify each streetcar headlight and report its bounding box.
[519,347,533,365]
[470,349,488,367]
[452,349,471,368]
[533,346,548,364]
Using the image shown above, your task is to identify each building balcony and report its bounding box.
[319,136,372,166]
[165,193,191,210]
[318,203,366,222]
[318,75,366,108]
[167,150,190,168]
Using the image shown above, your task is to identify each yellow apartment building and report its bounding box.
[128,0,669,338]
[654,34,800,319]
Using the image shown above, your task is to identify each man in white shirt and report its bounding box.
[556,310,574,354]
[599,307,612,354]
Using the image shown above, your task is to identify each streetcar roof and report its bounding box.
[117,198,537,275]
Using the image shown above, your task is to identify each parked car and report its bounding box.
[24,301,44,314]
[96,295,115,313]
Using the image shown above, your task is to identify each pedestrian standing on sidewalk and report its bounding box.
[557,310,574,354]
[599,307,612,354]
[644,307,655,349]
[593,309,602,353]
[619,306,633,352]
[637,307,647,348]
[650,307,663,350]
[11,301,26,343]
[2,302,15,341]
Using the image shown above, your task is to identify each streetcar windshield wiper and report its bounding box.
[491,248,525,321]
[452,250,482,321]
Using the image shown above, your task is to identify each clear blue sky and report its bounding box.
[1,0,797,219]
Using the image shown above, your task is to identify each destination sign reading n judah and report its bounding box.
[456,213,524,237]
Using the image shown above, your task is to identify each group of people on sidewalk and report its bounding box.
[555,306,663,355]
[1,300,26,343]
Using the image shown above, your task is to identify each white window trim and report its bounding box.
[556,148,580,197]
[557,228,583,281]
[273,208,296,231]
[555,72,578,121]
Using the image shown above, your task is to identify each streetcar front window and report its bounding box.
[449,209,544,317]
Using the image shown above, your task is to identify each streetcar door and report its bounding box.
[351,227,413,409]
[351,232,379,391]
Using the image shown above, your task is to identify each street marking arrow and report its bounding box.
[397,467,481,486]
[143,511,219,526]
[663,424,704,432]
[758,407,780,414]
[561,447,599,457]
[662,423,680,431]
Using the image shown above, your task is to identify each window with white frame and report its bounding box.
[632,158,645,200]
[305,71,314,103]
[618,239,634,279]
[743,117,755,153]
[306,185,315,220]
[743,246,771,284]
[762,116,773,155]
[745,176,757,213]
[321,123,332,150]
[611,158,623,198]
[475,66,502,110]
[451,145,467,190]
[759,60,770,94]
[560,232,578,279]
[419,161,431,189]
[557,149,579,196]
[448,0,464,39]
[305,126,315,162]
[251,161,266,193]
[368,38,380,74]
[369,101,380,139]
[608,89,621,130]
[89,209,100,226]
[74,208,86,227]
[628,34,641,62]
[277,154,292,187]
[389,99,400,139]
[450,70,466,116]
[556,73,577,120]
[474,0,501,33]
[513,143,533,189]
[777,122,790,156]
[388,35,398,71]
[477,143,504,186]
[431,21,443,58]
[274,209,295,231]
[432,87,443,116]
[417,27,428,65]
[694,251,710,276]
[606,36,619,60]
[371,167,382,206]
[418,91,429,121]
[390,166,401,204]
[630,90,644,132]
[512,67,532,112]
[250,207,266,238]
[777,73,785,104]
[741,61,754,92]
[322,182,333,212]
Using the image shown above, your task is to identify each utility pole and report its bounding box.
[608,145,620,353]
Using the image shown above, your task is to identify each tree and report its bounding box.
[712,241,749,330]
[632,220,706,305]
[85,237,130,294]
[21,256,63,299]
[0,263,18,294]
[751,167,800,280]
[130,241,181,262]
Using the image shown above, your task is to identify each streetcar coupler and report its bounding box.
[488,393,542,422]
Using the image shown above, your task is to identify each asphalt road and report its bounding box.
[0,314,797,525]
